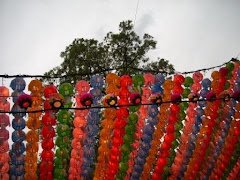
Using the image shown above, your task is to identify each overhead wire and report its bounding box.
[133,0,140,27]
[0,58,238,79]
[236,50,240,59]
[0,96,237,114]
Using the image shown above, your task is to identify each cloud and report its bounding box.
[135,12,154,35]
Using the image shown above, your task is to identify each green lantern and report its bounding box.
[121,144,132,153]
[59,83,73,96]
[57,124,71,137]
[55,148,70,159]
[182,88,191,99]
[174,131,181,139]
[132,74,145,87]
[175,121,183,131]
[125,124,136,135]
[128,113,138,124]
[57,110,71,124]
[184,76,194,87]
[56,136,70,148]
[129,105,141,112]
[119,162,129,172]
[226,62,234,72]
[54,168,66,179]
[172,140,179,149]
[123,134,134,144]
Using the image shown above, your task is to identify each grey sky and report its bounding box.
[1,0,240,77]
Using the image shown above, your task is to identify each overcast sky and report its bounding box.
[1,0,240,79]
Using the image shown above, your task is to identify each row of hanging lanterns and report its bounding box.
[0,61,239,179]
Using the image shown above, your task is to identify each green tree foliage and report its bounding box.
[44,20,175,84]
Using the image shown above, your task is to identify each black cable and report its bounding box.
[0,58,238,79]
[179,58,238,75]
[0,97,235,114]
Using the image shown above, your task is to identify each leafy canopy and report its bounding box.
[44,20,175,84]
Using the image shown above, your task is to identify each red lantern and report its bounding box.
[43,85,58,99]
[41,150,54,161]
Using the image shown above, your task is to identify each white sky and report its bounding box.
[0,0,240,78]
[0,0,240,153]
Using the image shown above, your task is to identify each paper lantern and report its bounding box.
[59,83,73,96]
[57,110,71,124]
[44,85,58,98]
[42,113,57,126]
[188,93,199,102]
[192,72,203,83]
[150,93,162,104]
[28,79,43,93]
[171,93,182,104]
[144,73,154,86]
[104,94,118,106]
[0,86,9,97]
[75,80,90,94]
[0,86,9,104]
[26,130,39,143]
[17,94,32,109]
[41,126,55,139]
[41,139,54,150]
[0,114,10,127]
[12,130,25,143]
[11,104,26,118]
[49,95,64,109]
[90,75,104,88]
[80,93,93,106]
[10,77,26,92]
[130,92,142,105]
[56,124,71,137]
[132,74,145,87]
[206,92,216,102]
[154,74,165,85]
[12,142,25,155]
[106,73,120,85]
[184,76,194,87]
[120,75,132,88]
[12,118,26,130]
[41,150,54,161]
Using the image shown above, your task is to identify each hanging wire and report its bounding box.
[0,58,238,79]
[235,50,240,59]
[133,0,140,27]
[180,58,238,75]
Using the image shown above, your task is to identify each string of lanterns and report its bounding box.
[39,85,58,180]
[94,73,120,180]
[54,83,73,179]
[10,77,27,180]
[0,60,239,179]
[25,79,43,179]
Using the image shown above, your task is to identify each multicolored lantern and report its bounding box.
[1,59,240,180]
[81,75,104,179]
[17,94,32,109]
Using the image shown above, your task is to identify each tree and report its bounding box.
[44,20,175,84]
